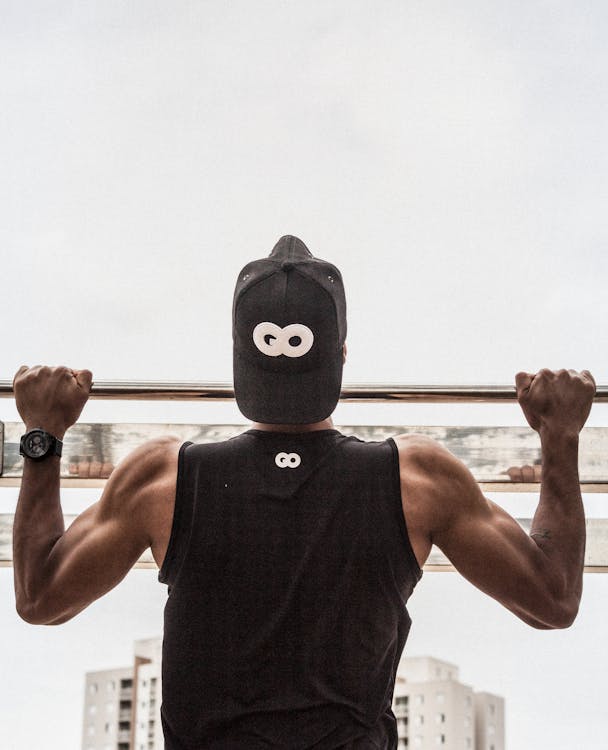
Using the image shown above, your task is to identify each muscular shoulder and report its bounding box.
[393,433,466,488]
[393,433,482,539]
[98,436,181,519]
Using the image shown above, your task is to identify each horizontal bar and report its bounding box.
[1,380,607,403]
[1,561,606,573]
[1,478,607,492]
[2,516,607,570]
[2,422,607,484]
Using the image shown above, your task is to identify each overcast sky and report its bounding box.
[1,2,607,749]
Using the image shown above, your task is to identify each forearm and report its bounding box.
[13,456,65,618]
[530,430,585,608]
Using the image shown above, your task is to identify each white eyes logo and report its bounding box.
[275,452,301,469]
[253,322,314,358]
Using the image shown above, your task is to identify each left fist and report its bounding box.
[13,365,93,439]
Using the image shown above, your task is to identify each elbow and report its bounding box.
[16,599,44,625]
[532,596,580,630]
[550,599,579,629]
[16,598,69,626]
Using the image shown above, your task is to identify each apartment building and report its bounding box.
[82,638,162,750]
[393,656,504,750]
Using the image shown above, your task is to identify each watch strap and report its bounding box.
[53,437,63,458]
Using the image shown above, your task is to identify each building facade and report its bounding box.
[82,638,162,750]
[393,657,504,750]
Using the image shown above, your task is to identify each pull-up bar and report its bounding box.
[1,380,607,403]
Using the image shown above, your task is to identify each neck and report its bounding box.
[250,416,335,433]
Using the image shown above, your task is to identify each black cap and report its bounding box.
[232,235,347,424]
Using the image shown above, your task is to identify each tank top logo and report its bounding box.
[275,452,301,469]
[253,322,314,358]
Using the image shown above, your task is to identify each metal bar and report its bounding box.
[2,516,608,571]
[1,380,607,403]
[1,478,607,492]
[0,561,606,572]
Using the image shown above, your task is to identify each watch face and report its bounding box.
[25,431,50,458]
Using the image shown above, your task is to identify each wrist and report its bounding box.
[539,426,580,447]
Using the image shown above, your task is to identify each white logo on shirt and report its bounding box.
[253,322,314,358]
[275,452,302,469]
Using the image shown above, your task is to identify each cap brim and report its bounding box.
[233,349,343,424]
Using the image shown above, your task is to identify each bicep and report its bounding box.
[432,462,563,627]
[39,498,149,624]
[435,491,551,623]
[29,439,175,625]
[398,435,561,628]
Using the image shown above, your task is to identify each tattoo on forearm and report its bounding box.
[530,529,551,550]
[530,528,552,540]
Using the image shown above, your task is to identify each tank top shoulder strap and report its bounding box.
[158,440,194,587]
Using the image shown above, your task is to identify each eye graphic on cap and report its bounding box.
[253,322,314,358]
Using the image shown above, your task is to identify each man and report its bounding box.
[12,235,596,749]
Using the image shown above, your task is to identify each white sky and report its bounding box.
[1,2,607,749]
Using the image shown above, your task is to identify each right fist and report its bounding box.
[515,368,596,436]
[13,365,93,439]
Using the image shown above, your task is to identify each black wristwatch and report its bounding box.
[19,429,63,462]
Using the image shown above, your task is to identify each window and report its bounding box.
[87,725,95,736]
[414,694,424,706]
[489,703,495,715]
[89,683,98,695]
[435,713,445,724]
[106,680,116,693]
[435,735,445,746]
[88,705,97,716]
[106,701,115,713]
[436,692,445,704]
[414,714,424,726]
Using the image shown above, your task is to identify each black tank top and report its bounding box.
[158,429,422,750]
